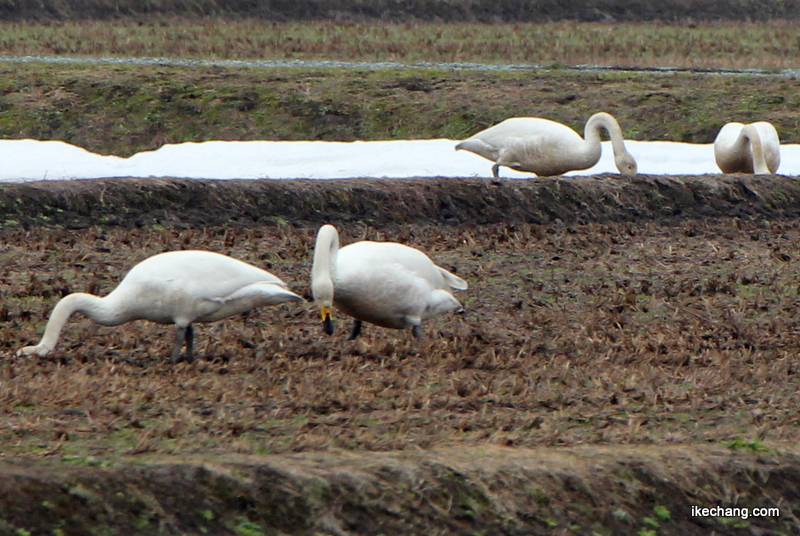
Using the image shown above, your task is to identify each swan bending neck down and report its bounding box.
[17,250,303,363]
[455,112,638,178]
[714,121,780,175]
[311,224,468,340]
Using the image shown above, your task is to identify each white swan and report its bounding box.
[17,250,303,362]
[455,112,638,178]
[714,121,780,174]
[311,224,468,339]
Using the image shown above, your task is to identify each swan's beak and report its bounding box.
[320,305,334,335]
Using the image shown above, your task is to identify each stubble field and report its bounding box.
[2,177,800,534]
[3,207,800,458]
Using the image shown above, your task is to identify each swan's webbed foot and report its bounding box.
[347,320,363,341]
[323,316,334,335]
[411,325,422,339]
[171,324,195,364]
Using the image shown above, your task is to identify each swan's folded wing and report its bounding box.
[220,282,304,305]
[199,282,303,321]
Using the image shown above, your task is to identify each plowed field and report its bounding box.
[1,176,799,535]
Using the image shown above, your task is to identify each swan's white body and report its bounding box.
[311,225,468,338]
[714,121,780,174]
[18,250,303,362]
[455,112,638,178]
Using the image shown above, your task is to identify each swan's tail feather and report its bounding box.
[437,267,468,291]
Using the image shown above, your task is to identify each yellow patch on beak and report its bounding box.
[319,305,332,321]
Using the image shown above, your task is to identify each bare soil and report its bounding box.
[3,173,800,230]
[2,176,800,535]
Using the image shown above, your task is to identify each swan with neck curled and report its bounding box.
[455,112,638,178]
[714,121,780,175]
[17,250,303,362]
[311,224,468,340]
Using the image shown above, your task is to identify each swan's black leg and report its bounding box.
[492,163,501,178]
[411,324,422,339]
[185,324,194,363]
[347,320,363,341]
[171,326,187,364]
[170,324,195,364]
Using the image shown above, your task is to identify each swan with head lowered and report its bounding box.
[714,121,780,174]
[455,112,638,178]
[311,224,468,340]
[17,250,303,363]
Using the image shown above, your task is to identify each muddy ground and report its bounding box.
[2,175,800,535]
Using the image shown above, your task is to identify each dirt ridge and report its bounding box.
[0,0,796,22]
[2,445,798,535]
[1,174,799,231]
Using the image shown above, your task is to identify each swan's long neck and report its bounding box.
[584,112,626,155]
[311,225,339,307]
[742,124,770,174]
[35,292,128,353]
[584,112,637,174]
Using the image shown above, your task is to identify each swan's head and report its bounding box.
[312,289,335,336]
[615,151,638,175]
[311,274,335,335]
[311,224,339,336]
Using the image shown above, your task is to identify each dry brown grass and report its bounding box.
[0,19,799,69]
[1,216,799,460]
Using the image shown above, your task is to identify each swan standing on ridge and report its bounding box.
[311,224,468,340]
[714,121,780,174]
[455,112,638,178]
[17,250,303,363]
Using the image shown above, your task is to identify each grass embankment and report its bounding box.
[0,62,798,157]
[0,20,798,156]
